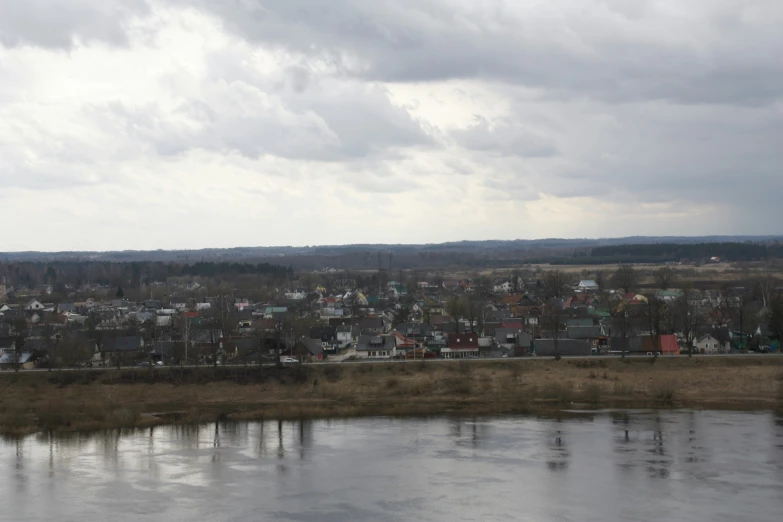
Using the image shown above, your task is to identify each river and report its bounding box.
[1,410,782,521]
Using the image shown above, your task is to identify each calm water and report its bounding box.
[1,411,782,521]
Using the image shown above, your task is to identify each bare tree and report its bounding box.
[12,319,27,373]
[593,270,607,290]
[769,295,783,343]
[712,291,733,329]
[58,333,91,368]
[675,292,700,357]
[612,266,638,294]
[753,271,779,312]
[541,300,565,360]
[542,270,569,299]
[393,304,410,326]
[475,276,492,299]
[611,304,633,358]
[446,296,467,334]
[465,299,483,333]
[729,292,756,350]
[644,295,665,354]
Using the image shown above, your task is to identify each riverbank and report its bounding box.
[1,357,782,435]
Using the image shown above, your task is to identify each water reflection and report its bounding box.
[1,412,781,522]
[544,423,569,472]
[448,417,491,449]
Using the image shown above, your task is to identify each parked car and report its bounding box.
[282,357,298,365]
[137,361,151,367]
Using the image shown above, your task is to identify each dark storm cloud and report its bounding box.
[171,0,783,106]
[0,0,150,49]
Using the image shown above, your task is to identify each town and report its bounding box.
[1,256,781,371]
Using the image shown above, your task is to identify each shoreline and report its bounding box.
[1,357,782,435]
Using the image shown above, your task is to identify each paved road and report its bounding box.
[5,352,778,373]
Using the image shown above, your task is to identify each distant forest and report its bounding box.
[589,242,783,263]
[0,261,292,290]
[1,242,782,290]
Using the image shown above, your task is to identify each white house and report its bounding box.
[577,280,599,292]
[694,334,724,354]
[284,290,307,300]
[336,325,358,347]
[493,281,513,293]
[25,299,45,311]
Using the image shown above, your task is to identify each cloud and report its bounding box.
[452,116,558,157]
[0,0,150,49]
[0,1,781,250]
[177,0,783,106]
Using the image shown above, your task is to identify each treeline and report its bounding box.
[0,261,291,289]
[181,262,292,278]
[590,242,783,262]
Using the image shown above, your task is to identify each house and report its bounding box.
[534,338,591,356]
[493,281,513,293]
[656,290,684,302]
[261,306,288,318]
[0,351,37,369]
[567,325,604,339]
[609,335,678,355]
[336,325,360,347]
[394,322,433,341]
[355,292,369,306]
[442,279,460,290]
[389,284,409,297]
[355,335,396,359]
[567,318,594,328]
[429,314,452,328]
[57,303,76,314]
[358,317,385,335]
[577,280,600,292]
[102,336,143,354]
[25,299,45,311]
[234,297,251,310]
[284,290,307,300]
[170,297,188,310]
[442,332,479,359]
[659,334,680,355]
[390,331,420,352]
[695,334,724,354]
[253,318,277,332]
[495,327,532,355]
[309,326,337,344]
[500,318,524,329]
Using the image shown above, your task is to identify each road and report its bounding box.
[5,351,778,373]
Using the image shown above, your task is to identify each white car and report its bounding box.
[282,357,298,364]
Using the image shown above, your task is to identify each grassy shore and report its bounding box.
[1,357,782,435]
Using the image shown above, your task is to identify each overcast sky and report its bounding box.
[1,0,782,251]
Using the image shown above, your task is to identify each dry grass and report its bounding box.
[1,356,783,434]
[650,380,678,405]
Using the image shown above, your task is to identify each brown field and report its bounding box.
[1,357,782,435]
